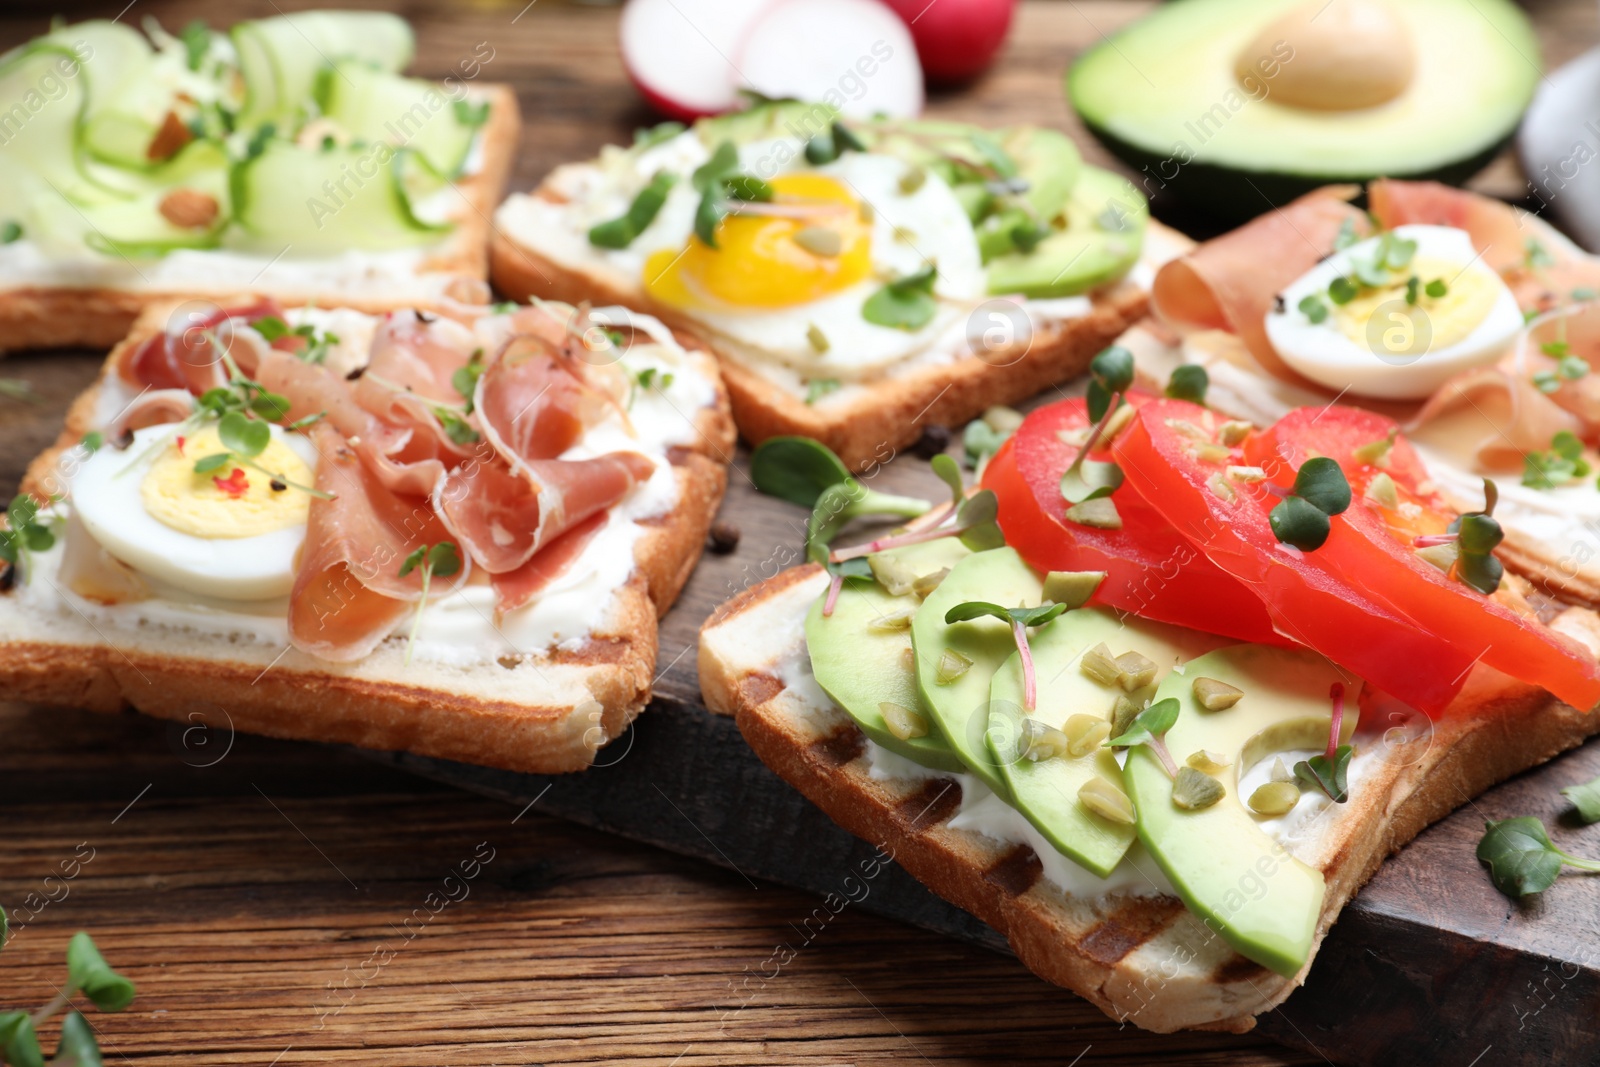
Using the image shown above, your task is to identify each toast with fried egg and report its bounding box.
[491,102,1185,469]
[0,297,733,774]
[0,14,519,355]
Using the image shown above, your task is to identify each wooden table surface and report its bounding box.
[3,1,1598,1064]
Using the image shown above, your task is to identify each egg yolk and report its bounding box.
[141,425,314,539]
[1332,256,1499,357]
[644,173,872,311]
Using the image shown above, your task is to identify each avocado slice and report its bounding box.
[988,608,1228,877]
[1123,644,1358,977]
[912,547,1042,797]
[985,166,1148,299]
[858,121,1081,223]
[1067,0,1539,217]
[806,540,971,774]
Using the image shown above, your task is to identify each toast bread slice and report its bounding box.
[0,85,520,356]
[698,563,1600,1032]
[491,188,1185,470]
[0,298,736,775]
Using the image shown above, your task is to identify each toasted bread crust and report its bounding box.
[700,563,1600,1032]
[490,211,1168,470]
[3,299,735,775]
[0,86,520,356]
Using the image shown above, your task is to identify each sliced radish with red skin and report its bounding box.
[737,0,924,119]
[882,0,1016,84]
[620,0,779,120]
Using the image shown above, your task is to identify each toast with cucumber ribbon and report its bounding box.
[0,13,518,354]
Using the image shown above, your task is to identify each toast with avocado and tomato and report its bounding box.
[490,100,1190,469]
[700,318,1600,1031]
[0,13,517,355]
[1,296,733,774]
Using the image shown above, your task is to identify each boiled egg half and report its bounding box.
[1264,225,1522,400]
[72,422,319,600]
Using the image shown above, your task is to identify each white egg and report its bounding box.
[1264,225,1522,400]
[71,422,319,601]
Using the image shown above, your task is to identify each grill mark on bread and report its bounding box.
[810,727,866,768]
[1077,901,1186,966]
[983,845,1043,897]
[1211,954,1273,985]
[895,777,961,830]
[739,671,784,708]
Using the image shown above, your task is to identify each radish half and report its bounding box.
[619,0,778,121]
[737,0,924,119]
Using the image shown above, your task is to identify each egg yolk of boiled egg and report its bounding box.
[1264,225,1524,401]
[141,425,314,538]
[644,173,872,311]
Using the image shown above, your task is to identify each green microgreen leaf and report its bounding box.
[694,186,725,248]
[1060,459,1123,505]
[1476,816,1600,897]
[1298,294,1329,324]
[1328,276,1359,305]
[1560,355,1590,381]
[1293,456,1351,516]
[1090,345,1135,394]
[1525,237,1556,271]
[955,489,1005,550]
[398,542,461,665]
[217,410,269,458]
[804,378,841,405]
[1404,275,1420,305]
[453,98,491,128]
[434,408,480,446]
[633,120,685,149]
[1425,278,1448,299]
[0,1012,43,1067]
[452,350,486,413]
[54,1011,101,1067]
[81,431,103,454]
[1106,696,1179,749]
[67,932,136,1012]
[943,600,1067,629]
[1269,495,1332,551]
[692,141,740,190]
[723,174,773,202]
[931,453,965,511]
[1165,364,1208,405]
[862,265,938,331]
[0,220,21,244]
[192,452,231,473]
[1332,217,1360,251]
[590,170,676,249]
[1562,774,1600,824]
[1293,744,1353,803]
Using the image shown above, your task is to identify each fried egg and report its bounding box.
[1265,225,1522,400]
[625,138,985,376]
[72,422,320,600]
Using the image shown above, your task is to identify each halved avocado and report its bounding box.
[1067,0,1540,218]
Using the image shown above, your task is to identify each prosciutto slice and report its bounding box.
[1151,186,1366,379]
[104,388,195,439]
[287,422,466,662]
[489,510,608,616]
[116,300,282,394]
[476,335,620,465]
[434,451,655,574]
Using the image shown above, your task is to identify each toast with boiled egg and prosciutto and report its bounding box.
[0,14,518,354]
[0,297,733,773]
[490,101,1186,469]
[699,181,1600,1029]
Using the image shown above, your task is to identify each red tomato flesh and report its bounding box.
[1246,406,1600,713]
[1112,398,1478,715]
[984,394,1280,643]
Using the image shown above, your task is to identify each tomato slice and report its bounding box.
[1246,406,1600,712]
[984,394,1280,643]
[1112,398,1478,714]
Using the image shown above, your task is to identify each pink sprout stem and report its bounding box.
[1327,682,1346,760]
[831,522,956,562]
[1152,739,1179,779]
[822,573,844,617]
[1014,620,1037,712]
[1413,533,1459,548]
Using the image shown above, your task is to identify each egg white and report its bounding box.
[1264,225,1523,400]
[593,134,987,378]
[72,422,320,601]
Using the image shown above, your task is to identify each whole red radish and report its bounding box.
[883,0,1016,84]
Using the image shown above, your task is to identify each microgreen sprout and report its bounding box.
[1105,696,1180,778]
[0,911,136,1067]
[943,600,1068,710]
[398,542,461,666]
[809,539,873,617]
[803,120,867,165]
[1524,237,1556,272]
[1267,457,1351,551]
[1,494,56,580]
[193,410,332,499]
[804,378,842,404]
[1477,816,1600,898]
[1059,345,1135,507]
[750,435,929,516]
[688,141,781,248]
[1562,773,1600,824]
[451,349,486,414]
[1292,682,1353,804]
[1523,430,1590,489]
[862,264,939,331]
[1165,364,1209,405]
[589,170,677,249]
[828,456,1002,562]
[251,315,340,364]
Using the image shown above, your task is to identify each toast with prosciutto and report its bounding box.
[0,297,733,773]
[699,179,1600,1032]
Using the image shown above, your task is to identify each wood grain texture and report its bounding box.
[3,1,1600,1064]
